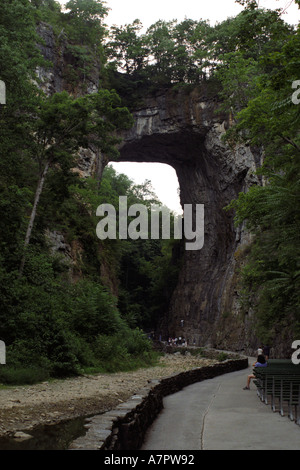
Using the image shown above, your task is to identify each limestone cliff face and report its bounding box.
[119,87,262,350]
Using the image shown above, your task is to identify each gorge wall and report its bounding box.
[118,87,263,351]
[37,22,263,353]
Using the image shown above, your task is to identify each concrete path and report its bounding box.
[141,361,300,450]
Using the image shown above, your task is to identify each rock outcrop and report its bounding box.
[118,86,262,350]
[36,22,101,178]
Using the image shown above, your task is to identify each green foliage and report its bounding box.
[92,328,156,373]
[71,280,124,339]
[0,0,160,384]
[106,17,211,97]
[0,249,158,381]
[64,0,108,45]
[217,352,229,362]
[0,366,50,386]
[106,19,148,75]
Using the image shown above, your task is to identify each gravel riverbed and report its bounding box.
[0,354,217,438]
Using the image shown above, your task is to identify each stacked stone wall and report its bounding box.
[69,358,248,450]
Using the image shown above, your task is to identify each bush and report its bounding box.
[217,352,229,362]
[0,249,159,383]
[71,280,126,340]
[92,329,156,373]
[0,366,50,385]
[94,334,129,362]
[121,328,152,356]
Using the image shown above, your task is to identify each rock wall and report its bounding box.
[118,87,262,352]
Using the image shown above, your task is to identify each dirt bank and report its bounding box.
[0,354,217,437]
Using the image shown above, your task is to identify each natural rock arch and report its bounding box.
[34,23,262,349]
[116,86,262,348]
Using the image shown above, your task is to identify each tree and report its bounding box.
[0,0,44,270]
[210,7,294,116]
[214,52,259,112]
[171,19,205,83]
[235,0,259,8]
[65,0,108,20]
[64,0,108,45]
[177,19,211,82]
[107,19,148,75]
[19,90,133,276]
[106,17,213,88]
[144,20,177,85]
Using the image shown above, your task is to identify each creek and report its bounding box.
[0,416,89,450]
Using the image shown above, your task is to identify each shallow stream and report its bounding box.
[0,416,89,450]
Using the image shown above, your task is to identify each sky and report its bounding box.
[105,0,299,29]
[59,0,299,213]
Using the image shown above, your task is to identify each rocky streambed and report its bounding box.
[0,353,218,449]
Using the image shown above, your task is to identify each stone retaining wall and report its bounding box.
[69,358,248,450]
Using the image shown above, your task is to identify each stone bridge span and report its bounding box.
[116,87,261,347]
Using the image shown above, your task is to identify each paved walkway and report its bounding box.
[142,360,300,450]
